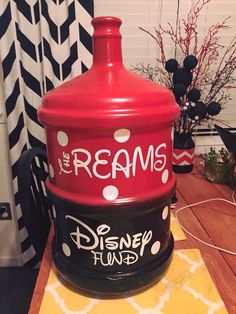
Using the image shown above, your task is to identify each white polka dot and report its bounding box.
[151,241,161,255]
[57,131,68,147]
[162,169,169,184]
[171,127,174,141]
[62,243,71,257]
[114,129,130,143]
[49,164,54,178]
[102,185,119,200]
[162,206,169,220]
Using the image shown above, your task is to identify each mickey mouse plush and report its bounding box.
[165,55,221,122]
[165,55,198,98]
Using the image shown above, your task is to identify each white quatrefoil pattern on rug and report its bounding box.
[39,249,227,314]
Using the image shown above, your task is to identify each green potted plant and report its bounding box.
[203,147,235,184]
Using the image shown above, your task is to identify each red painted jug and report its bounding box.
[38,16,179,297]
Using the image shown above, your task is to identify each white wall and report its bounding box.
[94,0,236,137]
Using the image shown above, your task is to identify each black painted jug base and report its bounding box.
[173,164,193,173]
[51,233,174,299]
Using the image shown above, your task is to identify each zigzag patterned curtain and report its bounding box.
[0,0,94,265]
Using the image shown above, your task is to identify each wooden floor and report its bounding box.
[29,169,236,314]
[174,169,236,314]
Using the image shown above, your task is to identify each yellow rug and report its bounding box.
[170,212,186,240]
[39,249,226,314]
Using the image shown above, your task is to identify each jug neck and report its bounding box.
[91,16,123,67]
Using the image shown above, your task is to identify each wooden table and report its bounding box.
[29,169,236,314]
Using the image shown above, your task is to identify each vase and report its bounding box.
[173,132,195,173]
[38,16,179,297]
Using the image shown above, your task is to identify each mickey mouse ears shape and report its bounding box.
[187,88,201,102]
[214,124,236,159]
[183,55,198,70]
[207,102,221,116]
[165,59,178,73]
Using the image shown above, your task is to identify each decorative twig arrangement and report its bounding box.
[132,0,236,134]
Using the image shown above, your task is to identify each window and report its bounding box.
[94,0,236,133]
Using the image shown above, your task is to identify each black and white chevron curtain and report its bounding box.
[0,0,94,265]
